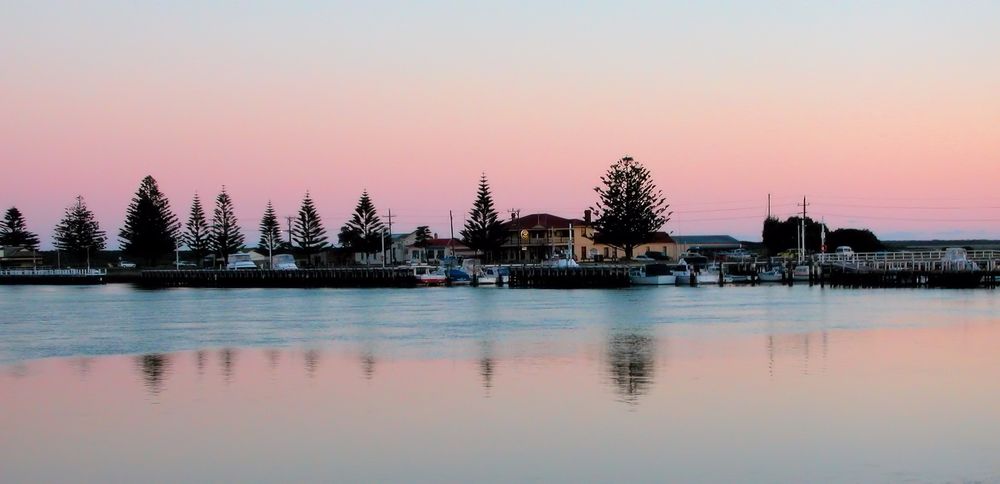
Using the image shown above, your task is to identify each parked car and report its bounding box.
[835,246,854,256]
[119,260,136,269]
[632,254,655,262]
[226,253,257,270]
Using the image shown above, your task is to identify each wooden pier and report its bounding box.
[0,269,107,285]
[507,265,630,288]
[140,268,418,288]
[811,250,999,289]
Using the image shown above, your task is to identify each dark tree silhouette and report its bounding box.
[53,195,106,263]
[460,173,506,261]
[339,190,384,262]
[827,228,884,253]
[292,192,328,256]
[183,193,211,265]
[761,216,824,256]
[413,226,432,261]
[258,200,282,256]
[119,176,180,266]
[210,187,244,264]
[0,207,40,249]
[590,156,670,259]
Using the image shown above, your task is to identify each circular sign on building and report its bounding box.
[520,229,529,241]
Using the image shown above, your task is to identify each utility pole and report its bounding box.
[449,210,455,259]
[797,196,809,263]
[508,209,520,263]
[383,208,395,265]
[767,193,771,219]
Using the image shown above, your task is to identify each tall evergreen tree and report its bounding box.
[413,225,432,262]
[292,192,328,255]
[210,187,244,264]
[119,176,180,266]
[184,193,211,265]
[460,173,506,261]
[590,156,670,259]
[339,190,384,261]
[53,195,107,264]
[0,207,40,249]
[258,200,283,256]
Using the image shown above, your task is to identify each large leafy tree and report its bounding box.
[590,156,670,259]
[120,176,180,266]
[0,207,40,249]
[184,193,211,265]
[460,173,506,261]
[258,200,283,255]
[210,187,244,264]
[339,190,384,262]
[292,192,328,255]
[53,195,107,263]
[761,216,823,256]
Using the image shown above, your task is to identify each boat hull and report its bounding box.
[630,275,676,286]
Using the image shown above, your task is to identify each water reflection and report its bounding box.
[479,340,495,396]
[195,350,206,375]
[136,353,171,395]
[360,349,376,380]
[219,348,236,383]
[304,349,321,378]
[605,327,656,405]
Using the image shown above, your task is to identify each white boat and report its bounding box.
[672,261,696,285]
[541,255,579,268]
[758,268,784,282]
[629,264,676,286]
[791,265,815,281]
[409,264,447,286]
[226,253,257,270]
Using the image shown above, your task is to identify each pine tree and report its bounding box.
[0,207,40,249]
[210,187,244,264]
[292,192,328,255]
[339,190,384,261]
[413,226,432,262]
[119,176,180,266]
[53,196,107,264]
[460,173,506,261]
[184,193,211,265]
[258,200,282,256]
[590,156,671,259]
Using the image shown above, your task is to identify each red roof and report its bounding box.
[501,213,586,230]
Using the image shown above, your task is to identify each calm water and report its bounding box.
[1,285,999,482]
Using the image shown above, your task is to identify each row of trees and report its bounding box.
[3,156,674,265]
[761,216,884,254]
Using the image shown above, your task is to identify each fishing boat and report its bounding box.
[629,263,676,286]
[443,267,472,285]
[409,264,447,286]
[927,248,983,288]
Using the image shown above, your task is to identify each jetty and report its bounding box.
[507,265,630,288]
[140,268,418,288]
[0,269,107,285]
[810,249,999,289]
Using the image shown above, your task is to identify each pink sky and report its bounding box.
[2,2,999,247]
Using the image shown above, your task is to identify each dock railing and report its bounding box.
[0,268,107,277]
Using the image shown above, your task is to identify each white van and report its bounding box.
[272,254,298,270]
[226,253,257,270]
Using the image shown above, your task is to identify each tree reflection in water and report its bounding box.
[479,340,495,396]
[304,349,320,378]
[219,348,236,383]
[606,328,656,405]
[195,350,206,375]
[136,353,171,396]
[360,349,376,380]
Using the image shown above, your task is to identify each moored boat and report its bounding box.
[629,263,677,286]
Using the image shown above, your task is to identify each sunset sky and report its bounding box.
[3,1,999,247]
